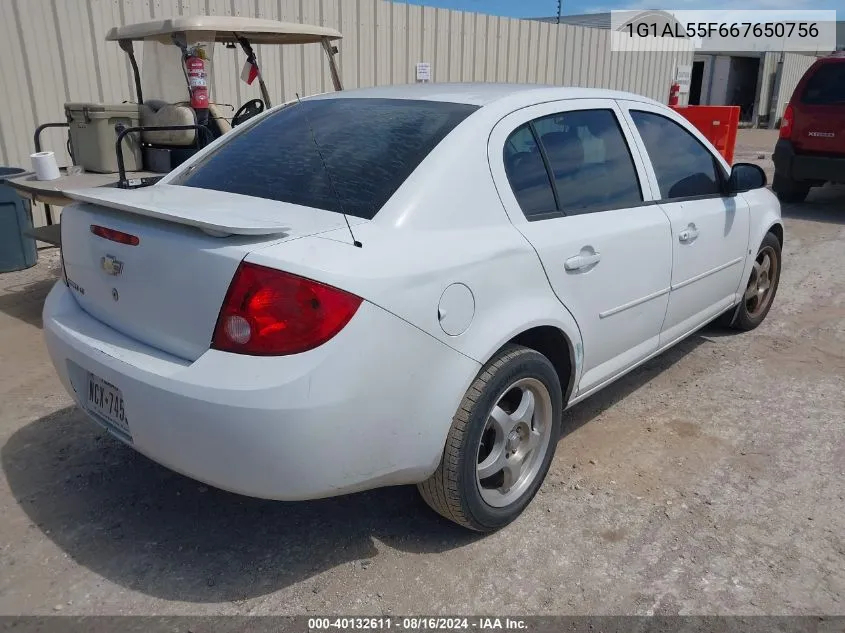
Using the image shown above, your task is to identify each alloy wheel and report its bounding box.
[475,377,554,508]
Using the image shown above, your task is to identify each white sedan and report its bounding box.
[44,84,782,531]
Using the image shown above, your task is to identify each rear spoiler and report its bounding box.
[65,185,291,237]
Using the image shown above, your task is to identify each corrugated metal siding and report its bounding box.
[772,53,819,124]
[757,52,779,119]
[1,0,694,227]
[757,52,820,126]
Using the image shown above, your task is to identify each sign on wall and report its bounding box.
[416,62,432,82]
[676,64,693,94]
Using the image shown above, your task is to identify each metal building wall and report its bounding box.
[756,52,780,122]
[771,53,819,124]
[757,52,820,127]
[0,0,693,226]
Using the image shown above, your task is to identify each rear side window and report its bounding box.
[801,63,845,105]
[630,110,723,200]
[503,125,557,217]
[502,109,643,219]
[174,98,478,219]
[533,109,643,214]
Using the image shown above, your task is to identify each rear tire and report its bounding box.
[773,175,810,203]
[418,345,562,532]
[730,232,782,331]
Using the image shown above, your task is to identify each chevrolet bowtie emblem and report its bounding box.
[101,255,124,276]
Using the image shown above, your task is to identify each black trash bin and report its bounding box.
[0,167,38,272]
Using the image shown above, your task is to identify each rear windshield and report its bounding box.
[801,63,845,105]
[173,98,478,219]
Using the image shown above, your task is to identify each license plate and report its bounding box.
[87,373,130,437]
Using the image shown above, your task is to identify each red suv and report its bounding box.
[773,53,845,203]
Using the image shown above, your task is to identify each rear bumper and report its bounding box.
[43,282,479,500]
[773,139,845,184]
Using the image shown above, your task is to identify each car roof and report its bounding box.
[308,82,663,108]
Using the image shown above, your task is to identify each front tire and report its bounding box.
[730,232,782,331]
[418,345,562,532]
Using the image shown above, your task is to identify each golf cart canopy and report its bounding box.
[107,15,344,111]
[106,16,342,45]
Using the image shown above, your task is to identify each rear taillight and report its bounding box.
[212,262,362,356]
[780,103,794,140]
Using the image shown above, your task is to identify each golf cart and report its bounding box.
[7,16,343,246]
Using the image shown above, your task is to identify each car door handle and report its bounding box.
[679,224,699,244]
[564,251,602,271]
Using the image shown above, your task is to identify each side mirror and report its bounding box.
[728,163,767,193]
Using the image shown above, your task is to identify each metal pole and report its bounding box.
[322,38,343,91]
[119,40,143,104]
[556,0,562,24]
[33,122,70,227]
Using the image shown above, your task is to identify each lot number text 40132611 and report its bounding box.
[307,617,528,631]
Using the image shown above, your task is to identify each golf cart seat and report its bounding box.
[208,103,231,134]
[139,100,231,143]
[139,100,197,145]
[139,100,211,172]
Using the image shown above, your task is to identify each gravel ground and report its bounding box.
[0,130,843,616]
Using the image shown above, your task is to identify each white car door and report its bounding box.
[488,99,672,398]
[618,101,751,347]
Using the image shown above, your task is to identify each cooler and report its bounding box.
[65,103,142,173]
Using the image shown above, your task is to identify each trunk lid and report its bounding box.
[60,185,363,361]
[791,59,845,155]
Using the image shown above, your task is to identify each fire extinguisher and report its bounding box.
[185,53,209,125]
[668,82,680,107]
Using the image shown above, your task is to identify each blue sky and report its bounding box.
[399,0,841,18]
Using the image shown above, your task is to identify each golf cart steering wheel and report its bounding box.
[232,98,265,127]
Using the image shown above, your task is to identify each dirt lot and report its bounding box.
[0,130,843,616]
